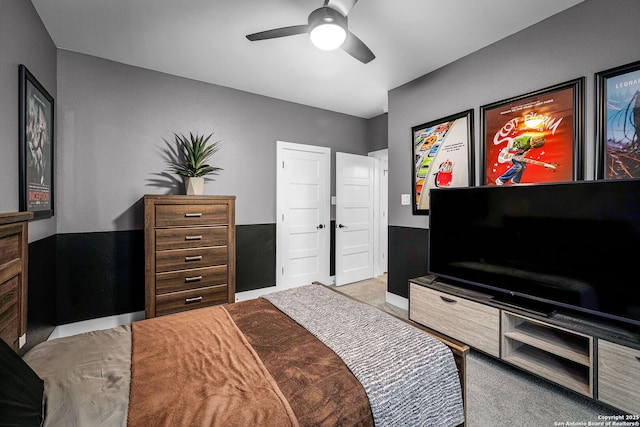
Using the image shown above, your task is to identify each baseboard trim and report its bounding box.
[234,286,279,302]
[386,291,408,311]
[49,311,145,340]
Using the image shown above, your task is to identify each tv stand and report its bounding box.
[408,276,640,415]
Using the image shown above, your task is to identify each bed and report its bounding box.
[2,283,467,427]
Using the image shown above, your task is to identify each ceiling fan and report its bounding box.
[245,0,375,64]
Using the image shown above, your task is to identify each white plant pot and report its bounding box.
[185,177,204,195]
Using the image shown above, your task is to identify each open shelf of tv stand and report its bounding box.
[501,311,592,397]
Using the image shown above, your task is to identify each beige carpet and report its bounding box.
[330,274,408,320]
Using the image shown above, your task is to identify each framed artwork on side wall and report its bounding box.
[480,78,584,186]
[596,59,640,179]
[410,109,474,215]
[19,64,55,220]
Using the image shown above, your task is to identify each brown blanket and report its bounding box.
[128,305,299,427]
[226,298,374,426]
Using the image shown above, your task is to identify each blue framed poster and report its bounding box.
[596,60,640,179]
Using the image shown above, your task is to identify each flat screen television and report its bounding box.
[428,179,640,328]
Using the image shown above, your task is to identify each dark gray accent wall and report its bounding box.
[236,224,276,292]
[0,0,57,242]
[25,236,56,353]
[387,0,640,295]
[56,231,145,324]
[56,50,370,232]
[31,225,280,331]
[387,226,428,298]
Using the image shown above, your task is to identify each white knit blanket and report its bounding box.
[263,285,464,427]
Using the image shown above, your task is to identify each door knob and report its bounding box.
[316,224,324,229]
[338,224,346,228]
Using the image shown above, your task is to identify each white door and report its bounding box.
[276,141,330,289]
[335,152,375,286]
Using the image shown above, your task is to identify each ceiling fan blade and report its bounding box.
[342,31,375,64]
[246,25,309,41]
[325,0,358,16]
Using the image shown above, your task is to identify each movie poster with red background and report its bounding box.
[483,84,578,186]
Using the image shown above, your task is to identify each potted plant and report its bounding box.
[167,132,223,195]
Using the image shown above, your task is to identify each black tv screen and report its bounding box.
[428,179,640,327]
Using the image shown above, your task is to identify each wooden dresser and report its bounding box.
[144,195,236,318]
[0,212,33,351]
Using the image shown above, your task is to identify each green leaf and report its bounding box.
[165,131,223,178]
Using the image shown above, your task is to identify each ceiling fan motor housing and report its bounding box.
[308,6,348,29]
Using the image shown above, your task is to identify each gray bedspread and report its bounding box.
[264,285,465,427]
[23,325,131,427]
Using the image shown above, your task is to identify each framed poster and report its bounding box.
[19,64,55,219]
[596,60,640,179]
[411,109,474,215]
[480,78,584,186]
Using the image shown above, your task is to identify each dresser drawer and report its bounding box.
[155,226,228,251]
[0,234,19,265]
[155,204,228,227]
[0,277,18,348]
[156,246,228,273]
[410,283,500,357]
[598,340,640,414]
[156,265,228,294]
[155,285,229,317]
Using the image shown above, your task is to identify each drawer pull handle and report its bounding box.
[185,213,203,218]
[185,276,203,282]
[185,235,203,241]
[185,296,203,304]
[185,255,203,262]
[440,296,457,304]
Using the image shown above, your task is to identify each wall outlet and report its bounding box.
[401,194,411,205]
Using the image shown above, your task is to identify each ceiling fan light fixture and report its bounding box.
[310,23,346,50]
[308,7,347,51]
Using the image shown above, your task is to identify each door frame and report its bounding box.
[369,149,388,277]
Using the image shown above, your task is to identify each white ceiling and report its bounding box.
[31,0,584,119]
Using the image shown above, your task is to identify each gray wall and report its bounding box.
[388,0,640,229]
[0,0,57,241]
[1,1,372,236]
[366,113,388,153]
[57,50,370,233]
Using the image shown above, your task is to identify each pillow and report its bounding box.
[0,338,44,427]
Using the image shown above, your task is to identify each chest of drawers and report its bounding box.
[144,195,236,318]
[0,212,32,351]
